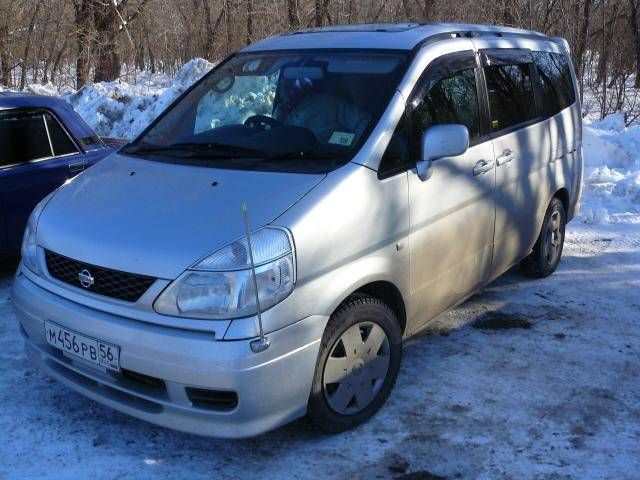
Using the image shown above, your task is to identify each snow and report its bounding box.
[14,58,215,139]
[581,114,640,224]
[61,58,214,139]
[2,226,639,479]
[0,60,639,478]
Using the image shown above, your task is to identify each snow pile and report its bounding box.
[581,114,640,224]
[25,82,59,97]
[62,58,214,139]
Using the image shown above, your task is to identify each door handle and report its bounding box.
[68,161,86,174]
[496,149,515,166]
[473,159,495,176]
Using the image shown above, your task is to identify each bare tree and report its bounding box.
[0,0,637,124]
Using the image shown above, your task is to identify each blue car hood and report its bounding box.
[37,153,325,279]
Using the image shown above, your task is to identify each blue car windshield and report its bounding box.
[124,50,408,172]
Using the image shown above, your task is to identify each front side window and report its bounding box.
[0,110,52,167]
[124,51,408,173]
[483,55,536,131]
[409,52,481,159]
[533,51,576,117]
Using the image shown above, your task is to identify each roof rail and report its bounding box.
[455,27,563,47]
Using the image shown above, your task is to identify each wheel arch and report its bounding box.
[554,187,570,215]
[340,280,408,335]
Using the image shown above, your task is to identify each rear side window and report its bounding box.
[44,113,78,156]
[411,51,481,156]
[0,110,52,167]
[533,51,576,117]
[483,59,536,131]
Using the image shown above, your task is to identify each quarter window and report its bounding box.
[533,51,576,117]
[484,62,536,131]
[411,52,481,158]
[379,113,410,178]
[44,113,78,156]
[0,110,52,167]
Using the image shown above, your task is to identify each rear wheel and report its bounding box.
[520,197,566,278]
[308,295,402,433]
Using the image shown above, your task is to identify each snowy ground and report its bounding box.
[1,63,639,479]
[1,222,638,479]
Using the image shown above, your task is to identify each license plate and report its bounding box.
[44,321,120,371]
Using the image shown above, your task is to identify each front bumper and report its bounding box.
[12,269,328,438]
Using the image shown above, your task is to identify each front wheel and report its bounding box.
[520,197,566,278]
[308,295,402,433]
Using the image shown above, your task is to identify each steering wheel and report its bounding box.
[244,115,282,130]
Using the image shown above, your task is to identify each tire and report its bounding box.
[308,295,402,433]
[520,197,566,278]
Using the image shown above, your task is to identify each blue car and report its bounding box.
[0,93,116,257]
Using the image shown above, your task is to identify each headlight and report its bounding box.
[154,227,295,319]
[21,192,55,275]
[21,215,38,274]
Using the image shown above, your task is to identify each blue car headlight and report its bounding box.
[21,192,55,275]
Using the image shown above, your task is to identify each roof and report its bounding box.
[242,23,550,52]
[0,92,70,110]
[0,92,100,144]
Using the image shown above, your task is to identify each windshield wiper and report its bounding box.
[123,143,345,163]
[123,142,266,158]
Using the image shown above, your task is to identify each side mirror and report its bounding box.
[416,124,470,181]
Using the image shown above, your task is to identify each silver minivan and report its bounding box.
[12,23,582,438]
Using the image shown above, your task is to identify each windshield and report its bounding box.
[123,50,407,172]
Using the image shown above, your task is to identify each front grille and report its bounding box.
[45,250,155,302]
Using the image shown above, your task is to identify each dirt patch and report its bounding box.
[394,472,448,480]
[472,312,532,330]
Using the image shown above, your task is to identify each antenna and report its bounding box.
[242,202,270,353]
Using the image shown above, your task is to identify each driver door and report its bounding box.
[407,51,496,327]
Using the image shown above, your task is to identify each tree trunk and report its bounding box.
[287,0,300,30]
[93,1,122,83]
[246,0,253,45]
[501,0,516,26]
[574,0,593,98]
[224,0,232,55]
[50,36,69,84]
[315,0,323,27]
[203,0,216,58]
[629,0,640,87]
[0,24,10,87]
[19,2,42,90]
[74,0,93,88]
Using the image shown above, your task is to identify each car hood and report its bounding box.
[38,153,325,279]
